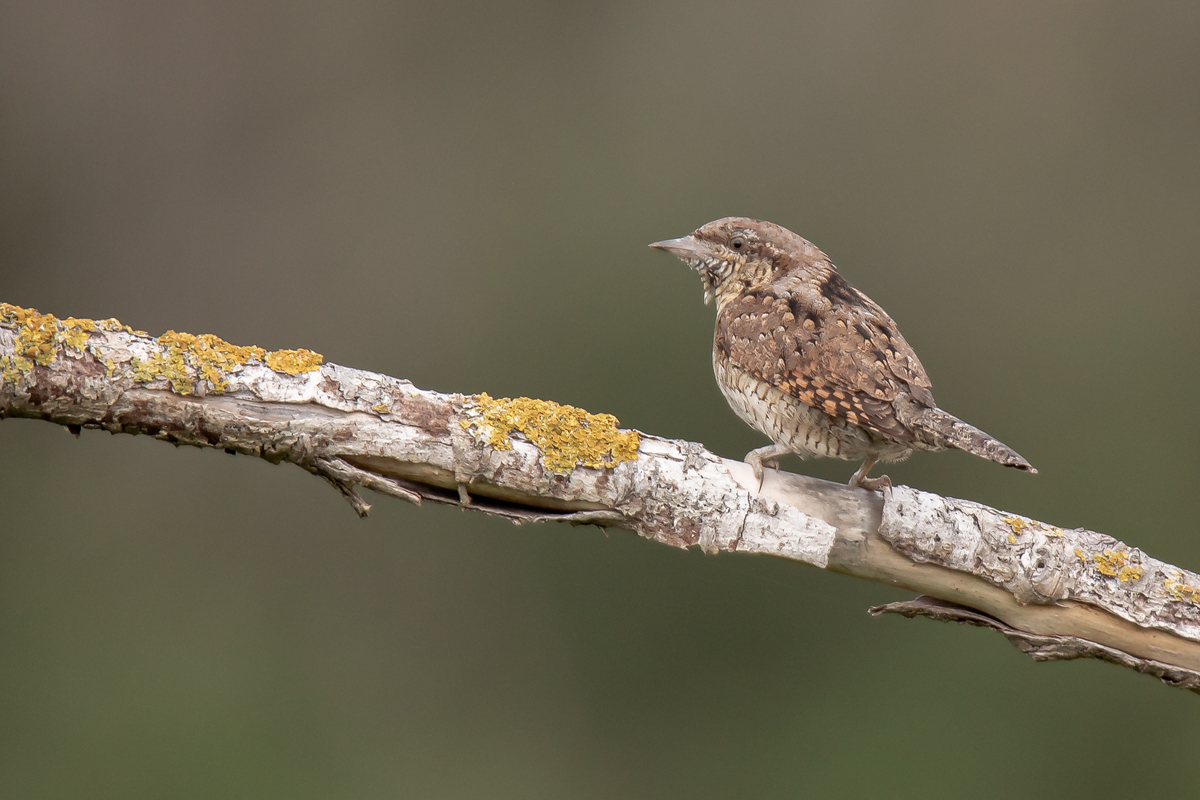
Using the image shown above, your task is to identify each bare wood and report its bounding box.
[2,305,1199,693]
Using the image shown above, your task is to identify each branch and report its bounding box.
[3,303,1199,694]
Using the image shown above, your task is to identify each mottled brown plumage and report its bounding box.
[651,217,1035,490]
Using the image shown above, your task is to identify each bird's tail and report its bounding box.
[914,407,1036,473]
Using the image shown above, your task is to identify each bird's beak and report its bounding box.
[649,235,703,263]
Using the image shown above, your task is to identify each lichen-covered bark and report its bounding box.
[882,489,1200,649]
[2,305,1200,693]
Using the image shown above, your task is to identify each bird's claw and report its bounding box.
[745,445,787,492]
[853,474,892,492]
[748,455,779,479]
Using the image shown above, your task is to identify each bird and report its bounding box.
[650,217,1035,491]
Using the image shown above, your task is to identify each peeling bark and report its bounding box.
[2,310,1199,694]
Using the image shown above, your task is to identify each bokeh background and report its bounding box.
[2,2,1199,797]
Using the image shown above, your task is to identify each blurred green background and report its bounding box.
[2,2,1199,797]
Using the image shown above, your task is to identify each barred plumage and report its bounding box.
[651,217,1035,490]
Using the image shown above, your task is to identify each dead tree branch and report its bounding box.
[2,303,1199,693]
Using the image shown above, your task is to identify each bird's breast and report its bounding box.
[712,352,883,461]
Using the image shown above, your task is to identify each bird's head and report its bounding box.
[650,217,809,309]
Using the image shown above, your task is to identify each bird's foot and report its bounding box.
[848,456,890,491]
[745,444,789,491]
[853,474,892,492]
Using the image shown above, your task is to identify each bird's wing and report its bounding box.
[714,274,933,443]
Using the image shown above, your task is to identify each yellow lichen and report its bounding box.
[1001,516,1029,545]
[1165,573,1200,604]
[1090,548,1142,582]
[139,346,193,394]
[373,402,390,413]
[60,317,96,351]
[130,356,155,383]
[264,348,323,375]
[1092,549,1126,577]
[1074,547,1087,564]
[1001,516,1028,535]
[0,355,20,384]
[154,331,268,393]
[1118,564,1144,583]
[15,311,61,365]
[463,392,640,474]
[0,304,98,375]
[2,302,325,395]
[133,330,281,394]
[0,303,34,325]
[96,318,135,334]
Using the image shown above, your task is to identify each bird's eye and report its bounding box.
[730,237,744,250]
